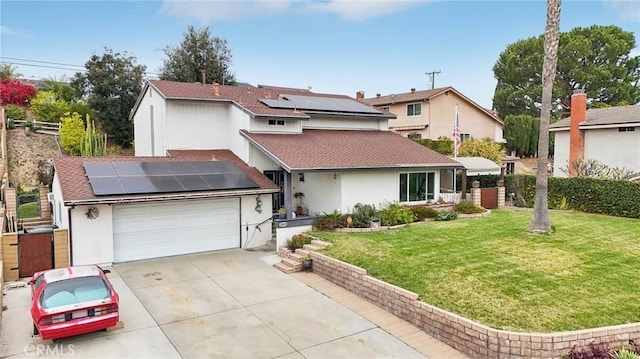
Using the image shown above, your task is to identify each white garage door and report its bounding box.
[113,198,239,262]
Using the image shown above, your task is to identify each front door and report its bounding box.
[264,170,285,213]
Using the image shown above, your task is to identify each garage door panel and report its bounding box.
[113,199,239,262]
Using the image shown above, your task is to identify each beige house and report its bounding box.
[360,87,504,143]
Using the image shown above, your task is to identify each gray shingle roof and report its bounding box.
[550,105,640,129]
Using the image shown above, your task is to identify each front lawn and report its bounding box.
[313,209,640,332]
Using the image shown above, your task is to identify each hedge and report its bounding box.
[471,174,640,218]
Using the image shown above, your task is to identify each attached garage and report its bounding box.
[113,198,240,262]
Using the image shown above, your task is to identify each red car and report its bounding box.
[29,265,120,340]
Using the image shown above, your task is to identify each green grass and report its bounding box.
[313,209,640,332]
[17,202,39,218]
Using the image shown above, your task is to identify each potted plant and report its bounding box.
[301,253,312,270]
[278,207,286,219]
[294,192,305,215]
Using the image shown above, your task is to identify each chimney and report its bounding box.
[201,69,206,84]
[376,93,381,98]
[356,91,364,100]
[214,83,220,97]
[411,88,416,93]
[569,89,586,176]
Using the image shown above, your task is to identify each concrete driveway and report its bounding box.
[1,249,425,358]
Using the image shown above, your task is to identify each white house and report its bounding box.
[550,90,640,177]
[51,80,465,266]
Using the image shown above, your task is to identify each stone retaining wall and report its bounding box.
[310,252,640,359]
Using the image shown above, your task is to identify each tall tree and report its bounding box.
[159,26,235,85]
[493,25,640,119]
[71,48,146,146]
[528,0,561,234]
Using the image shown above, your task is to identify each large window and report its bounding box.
[406,103,421,116]
[399,172,435,202]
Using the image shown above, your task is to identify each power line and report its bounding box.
[0,56,161,77]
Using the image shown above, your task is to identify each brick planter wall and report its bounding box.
[310,252,640,359]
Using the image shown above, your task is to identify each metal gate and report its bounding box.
[480,188,499,209]
[18,231,54,277]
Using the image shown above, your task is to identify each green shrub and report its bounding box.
[435,210,458,221]
[453,200,485,214]
[378,202,415,226]
[313,210,347,230]
[59,112,85,155]
[408,205,438,221]
[351,203,378,228]
[286,233,311,251]
[30,90,70,122]
[4,104,27,121]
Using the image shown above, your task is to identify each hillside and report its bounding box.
[6,129,61,190]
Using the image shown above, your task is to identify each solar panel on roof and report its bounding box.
[83,162,117,177]
[87,176,126,196]
[260,95,381,114]
[83,160,259,196]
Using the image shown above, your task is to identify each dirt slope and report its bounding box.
[6,129,61,189]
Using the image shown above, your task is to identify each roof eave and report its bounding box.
[63,188,279,207]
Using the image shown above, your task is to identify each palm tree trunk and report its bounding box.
[528,0,561,233]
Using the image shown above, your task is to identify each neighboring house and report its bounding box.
[549,90,640,177]
[51,151,279,266]
[131,80,463,247]
[359,87,504,142]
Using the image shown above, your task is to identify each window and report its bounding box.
[461,133,471,142]
[406,103,421,116]
[268,119,285,126]
[618,127,635,132]
[380,106,390,112]
[407,133,422,140]
[399,172,435,202]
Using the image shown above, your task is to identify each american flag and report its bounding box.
[453,104,461,156]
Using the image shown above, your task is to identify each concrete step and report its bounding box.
[311,239,332,248]
[294,249,311,256]
[273,262,298,274]
[280,257,303,270]
[288,252,306,261]
[303,244,322,251]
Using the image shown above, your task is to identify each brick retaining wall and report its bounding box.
[310,252,640,359]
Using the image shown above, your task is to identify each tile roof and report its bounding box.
[54,150,278,204]
[240,129,462,171]
[550,105,640,129]
[143,80,389,119]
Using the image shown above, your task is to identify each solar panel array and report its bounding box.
[83,161,259,196]
[260,94,381,114]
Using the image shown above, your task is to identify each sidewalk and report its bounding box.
[291,271,469,359]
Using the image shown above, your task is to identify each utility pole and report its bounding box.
[425,70,441,89]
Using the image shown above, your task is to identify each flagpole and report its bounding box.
[453,103,458,200]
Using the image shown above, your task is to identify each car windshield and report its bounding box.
[40,276,111,309]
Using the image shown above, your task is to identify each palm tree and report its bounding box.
[528,0,561,233]
[38,76,77,102]
[0,64,22,80]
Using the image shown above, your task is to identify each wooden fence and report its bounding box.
[8,119,60,135]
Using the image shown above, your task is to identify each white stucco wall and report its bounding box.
[303,116,387,131]
[165,102,232,151]
[584,128,640,173]
[51,172,68,229]
[134,87,166,156]
[553,131,570,177]
[249,147,281,172]
[276,225,312,250]
[297,172,341,215]
[249,117,302,134]
[240,194,274,249]
[70,204,114,267]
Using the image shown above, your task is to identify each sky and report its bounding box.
[1,0,639,109]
